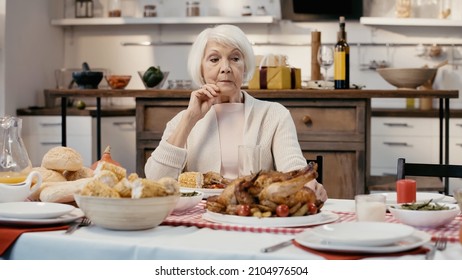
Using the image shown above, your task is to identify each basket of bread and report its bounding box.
[31,146,180,230]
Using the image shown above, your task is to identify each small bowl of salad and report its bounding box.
[173,190,204,213]
[388,200,460,228]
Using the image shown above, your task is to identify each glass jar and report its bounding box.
[439,0,452,19]
[143,5,157,17]
[108,0,122,17]
[241,5,252,16]
[395,0,412,18]
[186,2,200,17]
[75,0,93,18]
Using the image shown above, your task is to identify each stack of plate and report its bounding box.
[0,202,83,226]
[294,222,431,253]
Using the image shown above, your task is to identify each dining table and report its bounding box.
[1,198,461,260]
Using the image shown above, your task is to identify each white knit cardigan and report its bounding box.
[144,91,307,180]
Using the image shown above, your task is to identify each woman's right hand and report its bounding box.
[186,84,220,122]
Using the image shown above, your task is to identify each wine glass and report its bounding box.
[317,45,334,89]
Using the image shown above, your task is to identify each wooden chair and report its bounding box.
[306,155,323,184]
[397,157,462,195]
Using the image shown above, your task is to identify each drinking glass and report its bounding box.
[355,194,386,222]
[317,45,334,89]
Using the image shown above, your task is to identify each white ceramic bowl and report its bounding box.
[74,194,179,230]
[388,202,460,228]
[376,68,437,89]
[173,191,204,212]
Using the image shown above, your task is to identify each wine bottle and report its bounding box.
[334,16,350,89]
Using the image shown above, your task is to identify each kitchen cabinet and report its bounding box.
[21,116,93,167]
[20,115,136,173]
[99,116,137,174]
[370,117,439,176]
[449,118,462,192]
[136,93,368,199]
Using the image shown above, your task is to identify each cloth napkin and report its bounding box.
[0,225,69,256]
[292,240,430,260]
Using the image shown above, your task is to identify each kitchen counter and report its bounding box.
[17,107,462,118]
[17,106,135,117]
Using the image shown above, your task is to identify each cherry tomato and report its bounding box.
[236,204,251,216]
[276,204,289,217]
[307,202,318,215]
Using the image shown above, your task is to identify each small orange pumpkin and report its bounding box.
[91,146,121,170]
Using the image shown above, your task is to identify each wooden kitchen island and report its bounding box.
[44,89,458,199]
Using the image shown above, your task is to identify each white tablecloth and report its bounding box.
[3,199,462,260]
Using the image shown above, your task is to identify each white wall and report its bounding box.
[0,0,63,116]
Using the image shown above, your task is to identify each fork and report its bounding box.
[425,235,447,260]
[65,217,91,235]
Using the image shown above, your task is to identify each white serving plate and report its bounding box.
[0,202,75,219]
[379,192,445,204]
[295,229,431,254]
[0,208,84,226]
[202,210,339,228]
[181,187,223,199]
[309,222,415,246]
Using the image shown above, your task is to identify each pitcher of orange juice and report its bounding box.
[0,115,33,184]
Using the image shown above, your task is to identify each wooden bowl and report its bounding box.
[376,68,437,89]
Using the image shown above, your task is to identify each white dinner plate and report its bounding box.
[202,210,339,228]
[310,222,415,246]
[0,208,84,226]
[379,192,445,205]
[295,229,431,254]
[181,187,223,199]
[0,202,75,219]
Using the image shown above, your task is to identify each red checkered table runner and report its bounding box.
[162,201,461,242]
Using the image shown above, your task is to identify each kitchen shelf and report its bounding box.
[50,16,276,26]
[360,17,462,27]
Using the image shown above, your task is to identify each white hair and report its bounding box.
[187,25,255,87]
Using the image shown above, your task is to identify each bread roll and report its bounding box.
[28,167,67,201]
[63,167,94,181]
[39,178,92,203]
[32,166,67,182]
[41,146,83,172]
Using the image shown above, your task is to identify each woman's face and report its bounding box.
[201,41,245,98]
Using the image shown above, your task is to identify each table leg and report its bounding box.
[96,97,101,159]
[444,98,450,195]
[61,97,67,147]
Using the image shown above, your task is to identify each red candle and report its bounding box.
[396,179,417,203]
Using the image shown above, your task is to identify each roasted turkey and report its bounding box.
[206,162,323,217]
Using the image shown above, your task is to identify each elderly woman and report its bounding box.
[144,25,322,197]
